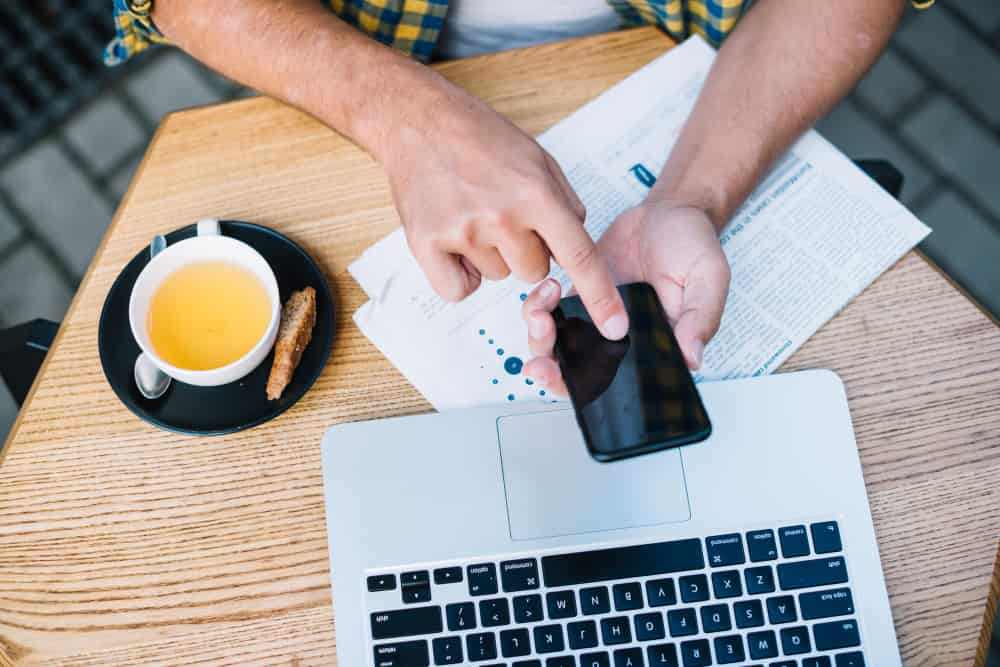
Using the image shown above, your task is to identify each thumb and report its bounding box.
[653,260,730,371]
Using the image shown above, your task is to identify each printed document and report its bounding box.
[349,36,931,410]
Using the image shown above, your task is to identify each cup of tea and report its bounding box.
[128,219,281,386]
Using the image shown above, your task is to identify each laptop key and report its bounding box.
[432,636,463,665]
[700,603,731,632]
[813,619,861,651]
[811,521,842,554]
[501,558,540,592]
[744,565,776,594]
[646,578,678,607]
[545,657,574,667]
[667,608,698,637]
[533,624,565,653]
[580,586,611,615]
[678,574,709,603]
[465,632,498,661]
[513,661,542,667]
[401,570,429,586]
[402,583,431,603]
[513,593,543,623]
[803,657,833,667]
[541,538,704,587]
[500,628,531,658]
[779,626,811,655]
[765,596,797,624]
[778,525,810,558]
[713,634,745,664]
[679,639,711,667]
[468,563,499,596]
[635,611,666,641]
[368,574,397,592]
[600,616,632,645]
[799,587,855,620]
[711,570,741,598]
[373,640,430,667]
[480,598,511,627]
[613,582,643,611]
[433,567,463,585]
[706,533,745,567]
[568,619,599,649]
[580,651,611,667]
[446,602,476,631]
[613,647,644,667]
[734,599,765,628]
[646,643,679,666]
[770,662,797,667]
[371,606,443,640]
[834,651,865,667]
[746,629,778,660]
[547,590,577,619]
[746,529,779,562]
[777,556,848,590]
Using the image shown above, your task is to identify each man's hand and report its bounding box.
[380,80,629,340]
[522,202,730,395]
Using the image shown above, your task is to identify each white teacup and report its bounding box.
[128,219,281,386]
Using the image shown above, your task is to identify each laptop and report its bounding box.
[321,369,900,667]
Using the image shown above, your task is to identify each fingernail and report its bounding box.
[528,314,545,339]
[602,313,629,340]
[689,339,705,369]
[539,280,557,299]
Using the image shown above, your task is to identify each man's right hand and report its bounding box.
[377,77,629,341]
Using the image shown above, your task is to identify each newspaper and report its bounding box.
[349,36,931,410]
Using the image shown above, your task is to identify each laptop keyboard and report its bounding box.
[365,520,866,667]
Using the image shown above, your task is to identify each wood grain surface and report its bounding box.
[1,27,998,666]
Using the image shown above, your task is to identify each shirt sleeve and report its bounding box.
[103,0,170,66]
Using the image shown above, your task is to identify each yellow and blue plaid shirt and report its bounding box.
[105,0,935,66]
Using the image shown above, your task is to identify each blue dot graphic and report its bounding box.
[492,378,498,385]
[507,393,515,401]
[519,293,527,301]
[525,378,534,385]
[488,338,494,344]
[497,348,504,356]
[504,357,523,375]
[539,390,546,396]
[479,329,485,335]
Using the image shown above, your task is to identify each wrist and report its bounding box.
[644,183,729,233]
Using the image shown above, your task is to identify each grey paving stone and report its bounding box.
[815,99,936,205]
[0,201,20,251]
[125,52,229,123]
[854,49,927,120]
[0,244,73,325]
[946,0,1000,33]
[108,155,143,203]
[901,95,1000,218]
[0,381,16,449]
[916,189,1000,318]
[62,96,147,175]
[895,7,1000,124]
[0,141,112,276]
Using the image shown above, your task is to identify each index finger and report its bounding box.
[536,206,628,340]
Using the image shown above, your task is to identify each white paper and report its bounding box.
[349,36,930,409]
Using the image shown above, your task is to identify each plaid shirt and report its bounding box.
[104,0,936,66]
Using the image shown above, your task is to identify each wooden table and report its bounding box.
[1,27,998,667]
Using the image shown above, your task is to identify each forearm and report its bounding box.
[153,0,447,159]
[650,0,905,229]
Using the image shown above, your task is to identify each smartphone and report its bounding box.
[553,282,711,462]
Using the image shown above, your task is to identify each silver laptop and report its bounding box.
[321,369,899,667]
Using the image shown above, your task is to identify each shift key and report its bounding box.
[371,606,443,640]
[777,556,848,590]
[373,640,430,667]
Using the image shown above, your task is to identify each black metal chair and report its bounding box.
[0,160,904,408]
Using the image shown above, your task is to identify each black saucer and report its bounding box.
[99,221,335,436]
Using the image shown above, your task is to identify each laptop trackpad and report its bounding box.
[497,409,691,541]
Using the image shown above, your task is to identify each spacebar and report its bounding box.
[542,538,705,587]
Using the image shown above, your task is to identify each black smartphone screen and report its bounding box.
[554,282,711,461]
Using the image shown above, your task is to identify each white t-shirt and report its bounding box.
[437,0,621,60]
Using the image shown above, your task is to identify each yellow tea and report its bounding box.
[148,261,271,370]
